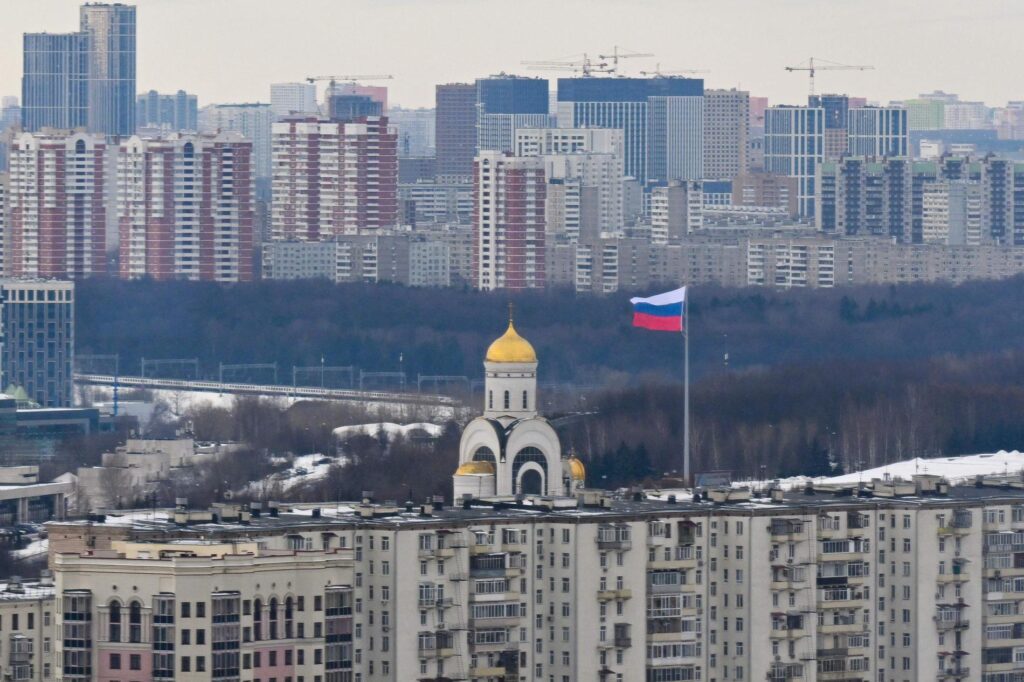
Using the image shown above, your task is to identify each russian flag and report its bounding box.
[630,286,686,332]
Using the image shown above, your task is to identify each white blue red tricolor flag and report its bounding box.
[630,286,686,332]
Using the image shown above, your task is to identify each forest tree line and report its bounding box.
[94,346,1024,509]
[75,276,1024,387]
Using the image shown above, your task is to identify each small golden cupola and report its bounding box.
[485,306,537,364]
[566,456,586,482]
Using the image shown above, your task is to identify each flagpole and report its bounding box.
[683,305,690,486]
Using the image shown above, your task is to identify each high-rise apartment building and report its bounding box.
[135,89,198,132]
[7,131,108,279]
[557,76,704,185]
[703,88,749,179]
[329,82,388,111]
[199,103,275,180]
[731,171,799,216]
[80,3,136,136]
[817,156,1024,245]
[0,279,74,407]
[271,117,398,240]
[0,174,7,275]
[22,3,135,136]
[515,128,625,240]
[476,75,550,154]
[921,180,983,245]
[0,97,21,133]
[809,93,850,160]
[473,151,546,290]
[327,94,382,123]
[435,83,477,181]
[118,132,255,282]
[21,33,89,132]
[847,106,909,157]
[903,91,956,130]
[944,101,991,130]
[651,180,703,243]
[764,105,824,217]
[269,82,317,118]
[388,106,435,157]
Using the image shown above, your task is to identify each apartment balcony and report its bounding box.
[769,523,806,541]
[936,571,970,583]
[469,665,506,676]
[933,616,969,631]
[936,668,970,680]
[597,588,632,602]
[419,545,457,559]
[418,644,457,659]
[596,537,632,551]
[614,636,632,648]
[819,621,862,635]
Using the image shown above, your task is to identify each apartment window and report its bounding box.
[110,653,121,670]
[130,654,141,670]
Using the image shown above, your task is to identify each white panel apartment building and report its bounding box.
[271,118,398,241]
[117,133,256,282]
[7,131,109,279]
[43,477,1024,682]
[515,128,625,241]
[270,82,318,118]
[473,152,546,290]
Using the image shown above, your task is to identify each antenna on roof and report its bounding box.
[508,301,515,324]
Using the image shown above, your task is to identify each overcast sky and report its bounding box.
[3,0,1024,109]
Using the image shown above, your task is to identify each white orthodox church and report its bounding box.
[453,317,586,499]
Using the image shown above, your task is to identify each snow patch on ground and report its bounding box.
[79,385,459,421]
[333,422,444,440]
[739,450,1024,490]
[13,537,47,560]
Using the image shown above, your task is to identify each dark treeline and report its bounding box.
[140,348,1024,505]
[562,351,1024,486]
[76,277,1024,386]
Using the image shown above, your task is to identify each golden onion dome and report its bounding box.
[454,460,496,476]
[566,456,586,482]
[485,322,537,364]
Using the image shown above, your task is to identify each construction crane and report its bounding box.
[784,57,873,96]
[639,63,709,77]
[597,46,654,73]
[523,46,654,77]
[522,54,612,77]
[305,74,394,94]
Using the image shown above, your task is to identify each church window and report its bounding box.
[488,391,493,409]
[504,391,510,409]
[522,390,528,409]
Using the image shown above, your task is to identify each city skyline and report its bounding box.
[2,0,1024,110]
